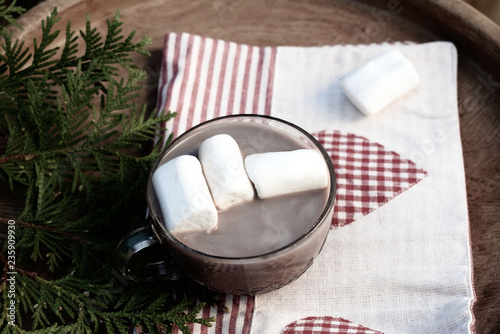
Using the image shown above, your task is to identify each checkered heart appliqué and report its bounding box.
[283,317,384,334]
[314,130,428,227]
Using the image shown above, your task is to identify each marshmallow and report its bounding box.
[244,149,329,199]
[198,134,255,210]
[152,155,218,233]
[340,50,420,115]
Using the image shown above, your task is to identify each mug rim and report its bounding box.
[147,114,337,261]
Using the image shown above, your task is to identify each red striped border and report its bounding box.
[171,294,254,334]
[156,32,277,147]
[158,32,274,334]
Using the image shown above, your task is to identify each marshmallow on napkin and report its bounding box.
[244,149,329,199]
[341,50,420,115]
[198,134,254,210]
[152,155,218,233]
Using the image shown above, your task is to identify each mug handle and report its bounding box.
[115,220,182,282]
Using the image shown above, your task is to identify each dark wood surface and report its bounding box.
[5,0,500,333]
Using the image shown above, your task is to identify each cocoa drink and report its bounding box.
[147,115,336,295]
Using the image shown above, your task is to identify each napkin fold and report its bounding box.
[156,32,475,334]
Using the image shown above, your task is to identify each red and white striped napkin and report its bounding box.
[157,33,475,334]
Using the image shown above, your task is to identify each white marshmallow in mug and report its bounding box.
[341,50,420,116]
[198,134,255,210]
[245,149,329,199]
[152,155,218,233]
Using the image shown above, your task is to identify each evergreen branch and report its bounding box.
[0,0,25,30]
[0,31,30,75]
[57,22,79,70]
[1,256,216,333]
[0,4,219,333]
[29,8,61,71]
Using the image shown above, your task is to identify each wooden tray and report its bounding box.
[10,0,500,332]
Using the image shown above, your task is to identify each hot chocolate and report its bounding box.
[147,115,336,295]
[154,120,329,258]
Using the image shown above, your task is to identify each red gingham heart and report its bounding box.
[283,316,384,334]
[314,130,428,227]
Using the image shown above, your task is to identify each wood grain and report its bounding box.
[4,0,500,333]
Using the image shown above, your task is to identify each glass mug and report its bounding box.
[116,115,337,295]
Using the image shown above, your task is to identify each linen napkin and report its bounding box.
[155,32,475,334]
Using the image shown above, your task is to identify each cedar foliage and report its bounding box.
[0,2,217,333]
